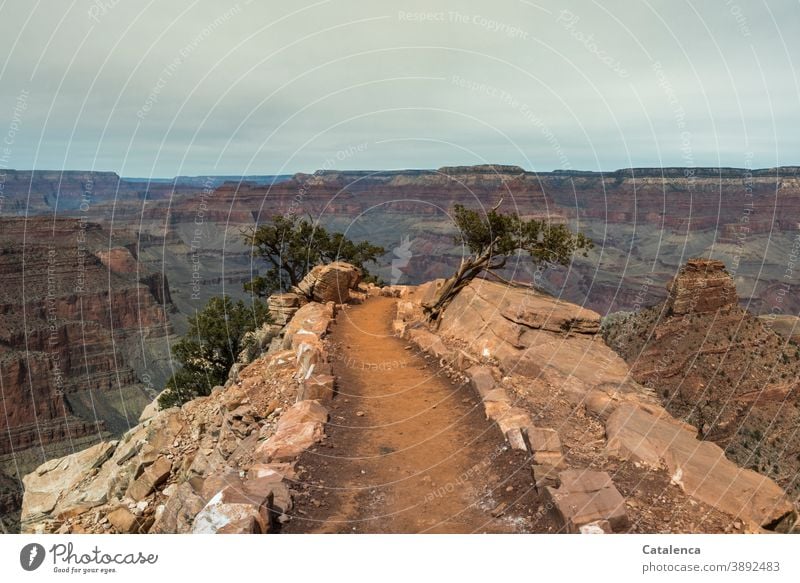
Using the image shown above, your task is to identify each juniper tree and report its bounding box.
[423,202,593,324]
[242,215,385,297]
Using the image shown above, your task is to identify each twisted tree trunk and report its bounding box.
[422,239,498,327]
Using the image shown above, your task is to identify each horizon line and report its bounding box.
[3,163,800,181]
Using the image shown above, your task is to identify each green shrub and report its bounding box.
[158,296,271,408]
[242,215,385,297]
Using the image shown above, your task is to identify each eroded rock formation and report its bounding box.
[395,278,797,532]
[665,259,738,315]
[604,258,800,501]
[294,262,362,304]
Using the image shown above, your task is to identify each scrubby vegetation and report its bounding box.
[424,203,593,323]
[158,296,271,408]
[242,214,385,297]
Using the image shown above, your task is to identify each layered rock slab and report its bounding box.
[606,404,794,527]
[545,469,629,533]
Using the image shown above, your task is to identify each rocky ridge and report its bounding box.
[15,261,800,534]
[603,259,800,499]
[394,277,797,532]
[19,263,363,534]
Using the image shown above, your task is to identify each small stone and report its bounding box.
[579,519,612,534]
[107,507,142,534]
[356,411,365,417]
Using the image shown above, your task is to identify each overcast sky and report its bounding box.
[0,0,798,177]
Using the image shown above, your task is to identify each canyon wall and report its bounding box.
[0,217,176,531]
[5,165,800,318]
[160,165,800,315]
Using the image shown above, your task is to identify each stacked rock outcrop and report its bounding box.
[665,258,738,315]
[604,258,800,502]
[294,261,362,304]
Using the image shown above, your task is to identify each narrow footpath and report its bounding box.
[284,296,549,533]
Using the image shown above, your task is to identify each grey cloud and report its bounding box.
[0,0,798,176]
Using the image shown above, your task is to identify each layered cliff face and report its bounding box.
[0,170,184,215]
[0,217,177,531]
[158,165,800,314]
[5,165,800,318]
[604,259,800,498]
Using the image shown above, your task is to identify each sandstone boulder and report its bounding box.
[138,397,160,423]
[282,302,334,350]
[294,261,361,304]
[267,292,304,325]
[96,247,137,274]
[126,456,172,501]
[191,484,271,534]
[107,506,143,533]
[255,400,328,463]
[466,366,496,398]
[149,482,206,533]
[546,469,629,533]
[276,400,329,430]
[21,441,116,527]
[408,328,454,361]
[258,422,325,462]
[298,374,335,401]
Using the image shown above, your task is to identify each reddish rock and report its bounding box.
[126,457,172,501]
[546,469,629,533]
[191,484,271,534]
[294,262,361,304]
[666,258,738,315]
[107,506,142,533]
[258,422,324,463]
[606,404,794,527]
[466,366,496,398]
[21,441,116,528]
[276,400,329,430]
[298,374,335,401]
[282,302,334,349]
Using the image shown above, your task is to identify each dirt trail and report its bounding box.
[284,296,546,534]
